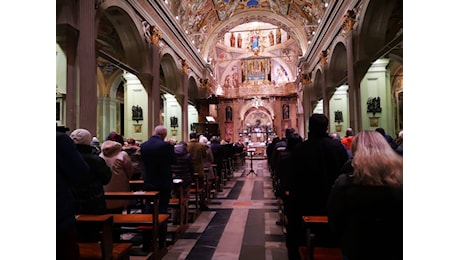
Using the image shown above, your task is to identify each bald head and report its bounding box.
[154,125,167,139]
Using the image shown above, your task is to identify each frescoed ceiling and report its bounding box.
[163,0,330,97]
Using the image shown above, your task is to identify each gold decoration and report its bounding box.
[181,59,190,74]
[319,50,328,65]
[200,78,212,89]
[301,72,312,84]
[342,10,356,33]
[150,26,163,46]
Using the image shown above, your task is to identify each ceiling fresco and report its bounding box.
[164,0,330,97]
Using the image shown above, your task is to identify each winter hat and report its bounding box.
[91,137,100,146]
[70,128,92,145]
[106,131,124,145]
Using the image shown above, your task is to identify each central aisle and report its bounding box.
[162,158,288,260]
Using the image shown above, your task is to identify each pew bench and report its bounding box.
[104,191,168,260]
[168,179,189,242]
[302,216,342,260]
[76,214,132,260]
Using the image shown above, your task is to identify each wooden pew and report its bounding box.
[302,216,342,260]
[167,179,189,243]
[104,191,168,260]
[76,214,132,260]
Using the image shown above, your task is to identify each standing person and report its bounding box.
[288,114,349,259]
[210,136,225,192]
[140,125,176,214]
[188,132,208,210]
[171,141,194,196]
[375,127,399,151]
[99,139,133,213]
[328,130,403,260]
[123,137,143,180]
[187,132,207,178]
[56,131,91,260]
[69,129,112,214]
[341,127,355,151]
[199,135,215,184]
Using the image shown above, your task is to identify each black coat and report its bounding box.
[290,133,349,216]
[328,173,403,260]
[73,144,112,214]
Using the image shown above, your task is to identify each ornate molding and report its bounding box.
[142,20,163,46]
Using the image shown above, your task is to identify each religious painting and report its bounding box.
[243,57,270,81]
[224,122,233,142]
[273,62,289,86]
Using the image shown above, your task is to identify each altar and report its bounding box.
[247,142,267,158]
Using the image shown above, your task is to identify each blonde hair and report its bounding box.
[351,130,403,187]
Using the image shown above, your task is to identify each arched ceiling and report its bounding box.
[165,0,329,58]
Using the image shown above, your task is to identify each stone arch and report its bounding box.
[354,0,402,78]
[95,1,148,72]
[160,53,181,95]
[327,41,348,100]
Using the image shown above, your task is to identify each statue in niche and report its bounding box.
[282,104,289,119]
[230,32,236,47]
[237,33,242,48]
[225,106,232,122]
[269,31,274,46]
[276,28,282,44]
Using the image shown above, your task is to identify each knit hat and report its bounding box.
[70,128,92,145]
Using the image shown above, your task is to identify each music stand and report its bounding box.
[247,149,257,176]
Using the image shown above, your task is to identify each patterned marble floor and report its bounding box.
[134,158,288,260]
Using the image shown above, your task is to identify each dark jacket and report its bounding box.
[290,132,349,216]
[328,173,403,260]
[56,132,91,231]
[210,141,225,165]
[73,144,112,214]
[140,135,175,190]
[171,143,194,187]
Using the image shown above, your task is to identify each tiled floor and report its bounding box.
[133,158,288,260]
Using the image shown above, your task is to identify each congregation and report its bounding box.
[57,113,403,260]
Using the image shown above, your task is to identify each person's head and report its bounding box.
[375,127,386,136]
[106,131,124,145]
[286,133,303,151]
[308,114,328,135]
[211,136,220,143]
[189,132,198,140]
[285,128,295,138]
[70,128,92,145]
[126,137,136,145]
[199,135,208,144]
[351,130,403,187]
[345,128,354,137]
[330,132,341,140]
[153,125,167,140]
[91,137,101,147]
